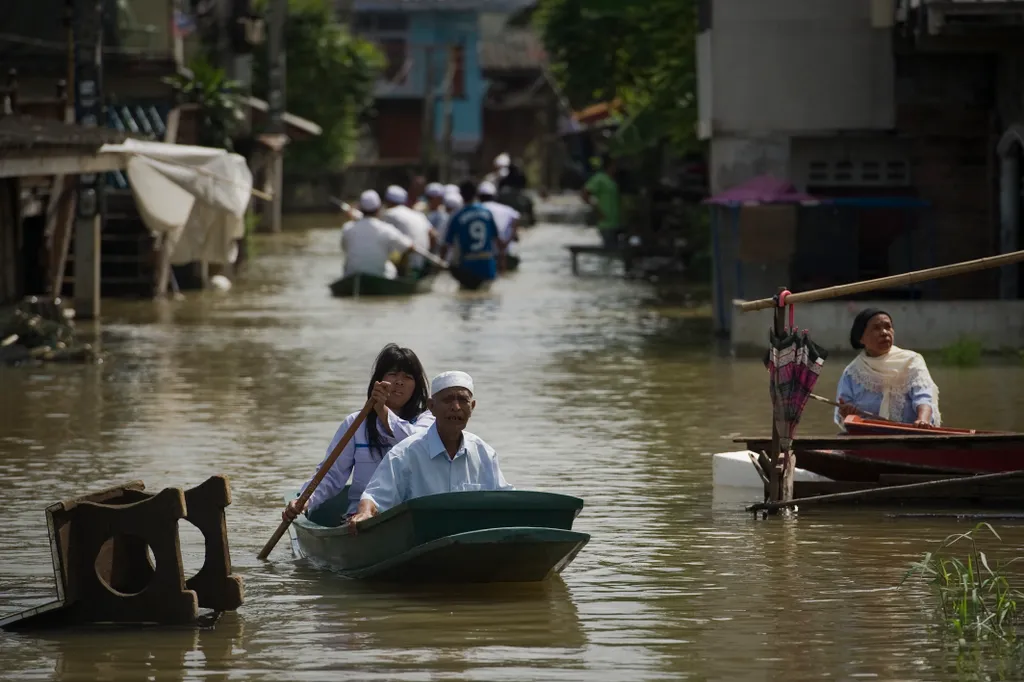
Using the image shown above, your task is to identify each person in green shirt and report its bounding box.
[582,156,621,249]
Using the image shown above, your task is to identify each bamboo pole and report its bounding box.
[748,470,1024,514]
[734,249,1024,312]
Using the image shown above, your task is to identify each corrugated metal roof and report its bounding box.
[479,28,546,72]
[0,115,127,152]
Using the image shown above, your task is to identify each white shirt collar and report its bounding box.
[426,422,466,459]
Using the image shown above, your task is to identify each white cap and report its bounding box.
[444,183,460,197]
[358,190,381,212]
[478,180,497,197]
[495,153,510,168]
[431,371,474,396]
[443,194,464,212]
[385,185,408,204]
[425,182,445,198]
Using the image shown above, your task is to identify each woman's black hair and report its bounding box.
[849,308,890,350]
[365,344,429,458]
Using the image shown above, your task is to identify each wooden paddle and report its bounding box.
[257,398,375,560]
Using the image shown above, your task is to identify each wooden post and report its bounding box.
[270,151,283,233]
[72,0,104,320]
[767,290,786,507]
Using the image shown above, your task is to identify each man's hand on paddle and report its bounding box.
[283,498,308,522]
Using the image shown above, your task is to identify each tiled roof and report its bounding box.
[479,29,546,72]
[0,115,127,152]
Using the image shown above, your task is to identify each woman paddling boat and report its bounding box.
[835,308,941,431]
[283,344,433,523]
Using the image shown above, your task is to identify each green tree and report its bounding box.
[535,0,698,154]
[164,57,247,151]
[253,0,384,170]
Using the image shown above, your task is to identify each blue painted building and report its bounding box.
[349,0,534,161]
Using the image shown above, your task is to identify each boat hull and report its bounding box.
[329,272,435,297]
[288,490,589,583]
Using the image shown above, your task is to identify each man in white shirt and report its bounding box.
[478,180,519,255]
[381,185,437,276]
[436,191,464,254]
[424,182,447,231]
[341,190,415,280]
[349,370,514,529]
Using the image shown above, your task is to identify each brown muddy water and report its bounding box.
[3,220,1024,681]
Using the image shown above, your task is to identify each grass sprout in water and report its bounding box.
[902,523,1022,643]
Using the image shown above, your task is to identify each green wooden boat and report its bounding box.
[287,488,590,582]
[329,272,435,298]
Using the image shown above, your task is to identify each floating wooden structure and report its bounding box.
[288,488,590,583]
[0,476,243,630]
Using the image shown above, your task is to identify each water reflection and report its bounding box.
[2,220,1024,680]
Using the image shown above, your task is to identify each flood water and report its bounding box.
[3,217,1024,681]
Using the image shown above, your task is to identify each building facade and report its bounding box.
[344,0,534,176]
[698,0,1024,350]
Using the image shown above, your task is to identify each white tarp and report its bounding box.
[98,138,253,266]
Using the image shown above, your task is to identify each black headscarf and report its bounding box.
[850,308,890,350]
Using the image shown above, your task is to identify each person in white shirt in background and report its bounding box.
[436,191,464,255]
[381,185,437,277]
[477,180,520,259]
[484,153,510,186]
[424,183,448,231]
[341,190,416,280]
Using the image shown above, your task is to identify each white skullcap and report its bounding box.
[444,183,460,196]
[478,180,497,196]
[384,185,408,204]
[425,182,445,198]
[495,153,510,168]
[431,370,474,396]
[358,190,381,212]
[443,194,464,212]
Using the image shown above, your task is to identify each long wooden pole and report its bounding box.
[257,399,375,560]
[748,470,1024,514]
[735,249,1024,312]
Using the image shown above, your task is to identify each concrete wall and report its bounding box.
[706,0,895,136]
[731,300,1024,352]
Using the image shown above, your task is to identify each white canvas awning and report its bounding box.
[98,138,254,267]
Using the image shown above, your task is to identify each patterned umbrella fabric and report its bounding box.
[763,329,828,451]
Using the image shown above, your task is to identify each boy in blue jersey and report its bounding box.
[441,181,506,283]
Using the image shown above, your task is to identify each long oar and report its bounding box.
[808,392,881,420]
[257,398,375,560]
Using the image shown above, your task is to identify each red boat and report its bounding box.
[738,416,1024,483]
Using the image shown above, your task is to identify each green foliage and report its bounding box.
[902,523,1022,642]
[940,336,984,367]
[535,0,698,154]
[253,0,384,171]
[164,58,246,151]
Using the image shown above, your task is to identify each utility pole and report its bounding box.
[264,0,287,233]
[71,0,104,320]
[420,45,435,175]
[439,45,456,183]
